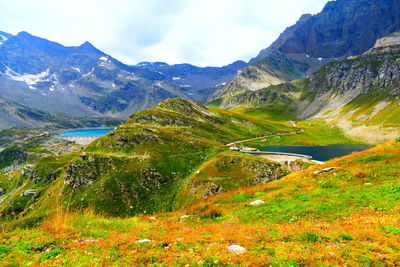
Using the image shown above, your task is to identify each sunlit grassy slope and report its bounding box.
[227,107,361,146]
[1,138,399,266]
[1,98,308,225]
[0,98,363,227]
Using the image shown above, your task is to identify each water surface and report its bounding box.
[257,144,373,162]
[59,128,113,137]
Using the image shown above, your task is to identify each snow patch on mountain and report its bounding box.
[215,82,227,87]
[0,35,8,45]
[5,67,51,87]
[83,67,95,77]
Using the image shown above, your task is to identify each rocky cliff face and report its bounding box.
[374,31,400,48]
[297,44,400,142]
[209,0,400,104]
[256,0,400,61]
[300,45,400,117]
[214,32,400,143]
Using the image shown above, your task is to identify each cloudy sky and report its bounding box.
[0,0,330,66]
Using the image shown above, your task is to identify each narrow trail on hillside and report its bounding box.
[225,129,304,146]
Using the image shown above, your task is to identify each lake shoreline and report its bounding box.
[58,128,114,137]
[256,144,373,162]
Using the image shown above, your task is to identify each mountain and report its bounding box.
[135,60,246,102]
[0,98,302,221]
[1,126,400,265]
[294,35,400,142]
[215,33,400,143]
[208,51,308,101]
[0,31,244,129]
[208,0,400,102]
[0,95,122,131]
[0,96,51,130]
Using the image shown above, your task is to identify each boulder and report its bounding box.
[227,244,247,254]
[249,200,265,206]
[135,239,151,243]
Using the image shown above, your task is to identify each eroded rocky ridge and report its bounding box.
[209,0,400,103]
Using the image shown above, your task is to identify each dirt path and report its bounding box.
[225,130,303,146]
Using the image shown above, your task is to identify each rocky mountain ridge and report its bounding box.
[209,0,400,102]
[215,35,400,143]
[0,31,244,129]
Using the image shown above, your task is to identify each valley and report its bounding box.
[0,0,399,266]
[0,137,399,266]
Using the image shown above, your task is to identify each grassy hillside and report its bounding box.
[174,152,289,210]
[0,98,300,225]
[208,45,400,143]
[0,139,398,266]
[222,108,361,146]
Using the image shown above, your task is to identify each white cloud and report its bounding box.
[0,0,329,66]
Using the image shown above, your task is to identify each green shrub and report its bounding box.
[199,208,222,219]
[339,233,354,240]
[355,154,396,164]
[0,246,11,254]
[381,226,400,234]
[40,248,61,261]
[304,233,319,243]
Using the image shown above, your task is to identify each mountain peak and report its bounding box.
[298,14,312,23]
[79,41,100,52]
[17,31,32,37]
[251,0,400,66]
[156,97,215,117]
[137,61,169,68]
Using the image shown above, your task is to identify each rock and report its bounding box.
[374,32,400,48]
[209,0,400,106]
[180,215,191,219]
[149,217,156,220]
[249,200,265,206]
[259,0,400,60]
[203,183,225,199]
[20,189,37,196]
[227,244,247,254]
[135,239,151,243]
[313,167,339,175]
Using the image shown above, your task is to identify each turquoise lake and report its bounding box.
[257,144,373,162]
[59,128,113,137]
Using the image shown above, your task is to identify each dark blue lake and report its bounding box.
[59,128,113,137]
[257,144,373,162]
